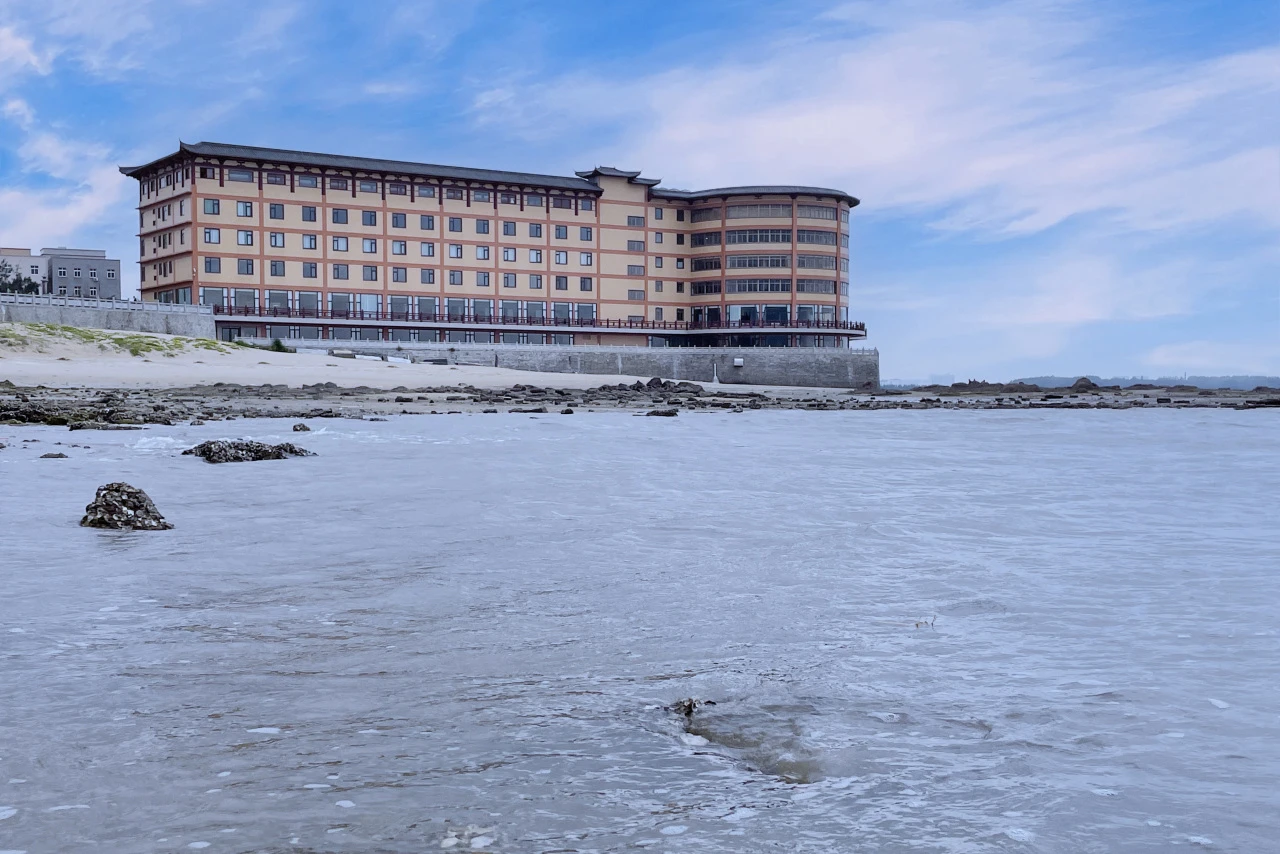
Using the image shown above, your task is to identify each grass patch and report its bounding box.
[9,323,234,356]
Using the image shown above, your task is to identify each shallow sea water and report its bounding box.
[1,409,1277,853]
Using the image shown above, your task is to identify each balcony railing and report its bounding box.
[210,305,866,333]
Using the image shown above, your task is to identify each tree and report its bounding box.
[0,260,41,294]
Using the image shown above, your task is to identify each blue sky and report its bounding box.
[1,0,1276,380]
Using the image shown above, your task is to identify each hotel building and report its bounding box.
[120,142,865,348]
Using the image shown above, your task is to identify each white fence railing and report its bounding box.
[0,293,212,315]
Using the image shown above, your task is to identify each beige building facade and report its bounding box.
[120,142,864,347]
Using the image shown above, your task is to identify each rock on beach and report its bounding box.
[182,440,315,464]
[80,482,173,530]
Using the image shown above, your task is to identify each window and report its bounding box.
[392,212,406,228]
[203,199,220,215]
[266,173,286,185]
[840,281,850,296]
[580,227,592,240]
[302,262,317,278]
[627,215,645,227]
[237,230,254,246]
[363,265,378,281]
[654,281,664,293]
[841,233,850,248]
[421,269,436,284]
[579,277,593,292]
[654,207,664,220]
[579,252,592,265]
[627,264,645,275]
[627,240,645,251]
[554,276,568,290]
[797,204,837,220]
[88,286,98,297]
[269,232,285,248]
[503,273,517,288]
[727,229,792,244]
[237,259,254,275]
[269,203,284,220]
[303,234,317,250]
[576,303,595,322]
[692,258,722,272]
[691,281,721,295]
[691,207,720,223]
[363,238,378,253]
[476,219,490,235]
[392,267,407,283]
[330,178,348,190]
[552,197,572,209]
[448,217,462,232]
[502,247,516,262]
[692,231,722,247]
[554,225,568,239]
[500,193,518,205]
[580,199,594,211]
[445,188,464,200]
[727,203,792,219]
[654,232,663,244]
[796,229,837,245]
[554,251,567,264]
[796,278,836,294]
[529,249,543,262]
[236,201,253,217]
[526,194,544,207]
[270,260,285,277]
[333,264,349,279]
[204,228,221,244]
[797,254,838,270]
[332,208,348,224]
[227,169,253,183]
[676,234,686,245]
[654,307,664,320]
[502,221,516,236]
[302,206,316,222]
[418,186,436,199]
[362,210,377,226]
[676,259,685,269]
[474,190,491,202]
[297,175,318,188]
[359,180,377,193]
[726,278,792,293]
[728,254,790,269]
[449,270,463,285]
[420,214,435,230]
[627,289,645,301]
[529,223,543,238]
[449,244,463,259]
[392,240,407,255]
[654,257,663,268]
[676,282,684,293]
[332,236,349,251]
[204,257,221,274]
[476,272,490,287]
[529,274,543,289]
[389,183,407,196]
[477,246,490,260]
[198,166,217,180]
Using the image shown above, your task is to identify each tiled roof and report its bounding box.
[652,185,859,207]
[120,142,603,193]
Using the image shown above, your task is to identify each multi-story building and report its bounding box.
[0,247,121,298]
[120,142,864,347]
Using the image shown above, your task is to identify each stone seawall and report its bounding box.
[244,339,881,389]
[0,296,216,338]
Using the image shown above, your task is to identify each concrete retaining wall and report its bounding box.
[245,339,881,389]
[0,295,216,338]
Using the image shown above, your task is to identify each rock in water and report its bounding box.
[292,423,311,432]
[182,440,315,464]
[80,483,173,530]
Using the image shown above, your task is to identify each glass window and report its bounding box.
[554,225,568,239]
[476,272,490,286]
[579,252,592,266]
[297,175,318,188]
[580,226,592,240]
[576,303,595,321]
[529,223,542,238]
[502,247,516,262]
[526,194,544,207]
[237,230,254,246]
[554,251,567,264]
[502,221,516,236]
[654,207,664,220]
[448,217,462,232]
[332,208,348,224]
[363,238,377,253]
[302,234,317,250]
[237,258,254,275]
[227,169,253,183]
[332,264,349,280]
[503,272,517,288]
[332,236,348,251]
[203,228,220,244]
[204,257,221,274]
[269,260,285,276]
[330,178,348,190]
[388,183,407,196]
[269,232,285,247]
[554,276,568,290]
[449,244,463,259]
[797,204,837,220]
[626,264,645,275]
[362,210,377,226]
[580,199,594,211]
[500,193,518,205]
[265,173,286,186]
[445,188,464,200]
[392,240,407,255]
[269,203,284,219]
[420,269,435,284]
[420,214,435,230]
[473,190,491,202]
[449,270,463,285]
[203,199,220,215]
[579,277,593,292]
[529,274,543,289]
[302,262,317,278]
[392,212,406,228]
[363,265,378,281]
[236,201,253,217]
[552,197,572,209]
[529,249,542,262]
[302,206,316,222]
[476,219,490,234]
[627,215,645,227]
[359,180,378,193]
[654,257,663,268]
[654,232,663,244]
[476,246,490,260]
[392,267,407,282]
[627,289,645,301]
[627,240,645,251]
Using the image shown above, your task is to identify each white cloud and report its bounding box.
[2,96,34,128]
[0,24,49,79]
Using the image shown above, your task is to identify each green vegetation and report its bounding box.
[0,260,40,294]
[3,322,233,356]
